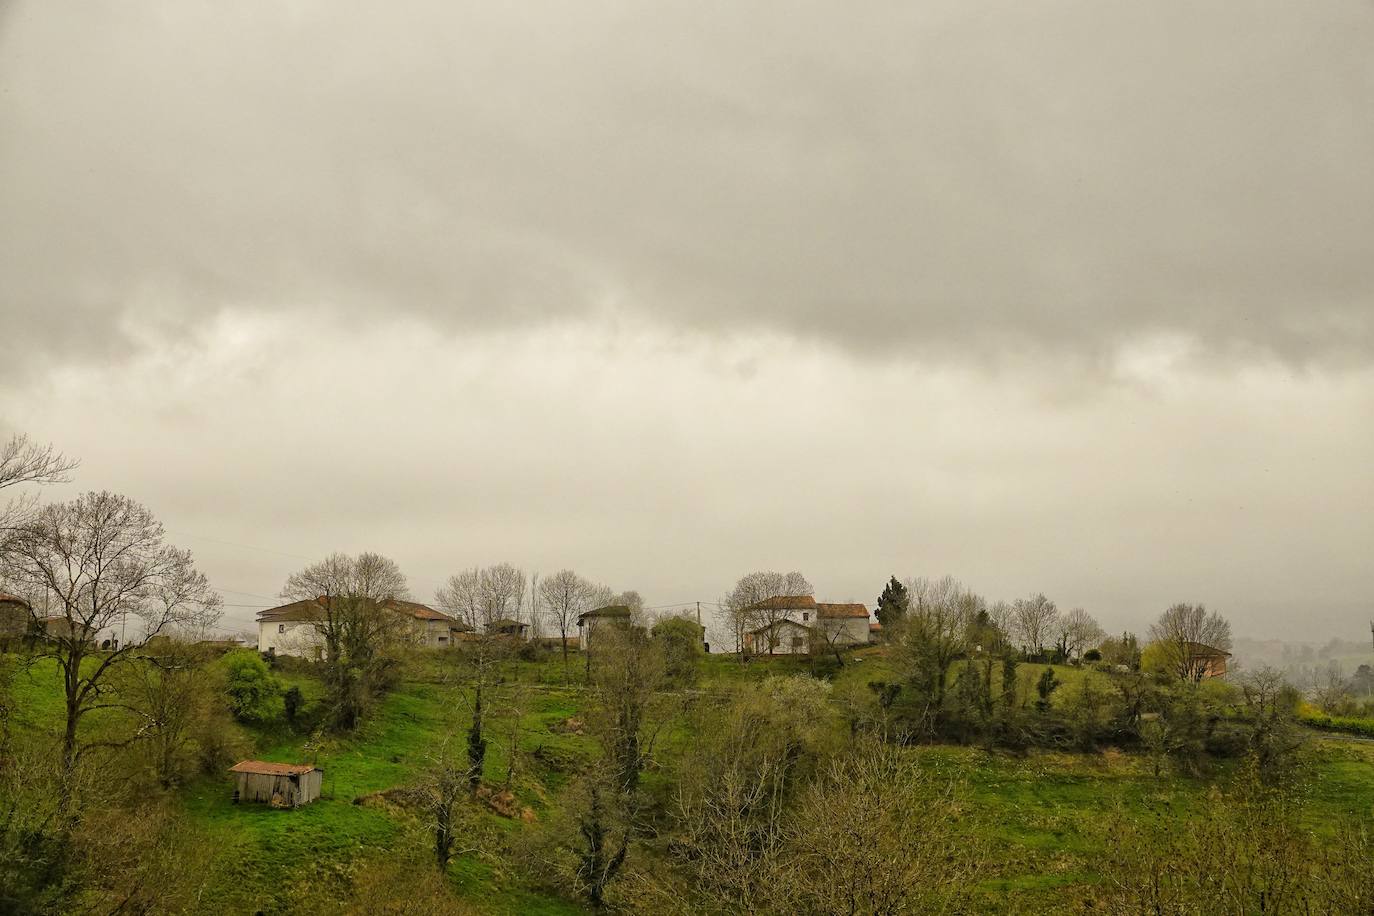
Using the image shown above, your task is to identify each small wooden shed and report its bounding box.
[230,760,323,807]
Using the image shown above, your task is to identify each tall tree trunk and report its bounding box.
[467,682,486,793]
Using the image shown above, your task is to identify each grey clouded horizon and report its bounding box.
[2,2,1371,644]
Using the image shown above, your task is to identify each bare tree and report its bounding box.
[780,739,973,915]
[281,551,410,729]
[113,640,230,788]
[540,569,594,678]
[1148,603,1232,683]
[1011,593,1059,657]
[718,570,813,660]
[897,576,979,705]
[434,563,525,793]
[1057,607,1105,662]
[987,600,1016,653]
[2,491,218,778]
[481,562,527,631]
[671,676,838,912]
[528,571,542,640]
[574,624,669,908]
[436,568,484,631]
[0,433,77,536]
[424,734,477,870]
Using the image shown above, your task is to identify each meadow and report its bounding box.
[8,649,1374,914]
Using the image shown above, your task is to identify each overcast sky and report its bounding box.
[2,1,1371,644]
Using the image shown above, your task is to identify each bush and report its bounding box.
[284,685,305,725]
[651,616,704,689]
[1203,720,1253,758]
[221,651,283,723]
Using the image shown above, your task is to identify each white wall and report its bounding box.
[258,620,324,658]
[818,617,870,646]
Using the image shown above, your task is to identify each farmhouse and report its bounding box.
[393,599,472,648]
[740,596,873,655]
[37,616,98,645]
[745,617,814,655]
[576,604,632,650]
[0,592,32,641]
[256,596,468,657]
[230,760,322,807]
[1184,641,1232,680]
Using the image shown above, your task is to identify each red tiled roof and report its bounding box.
[385,599,455,623]
[869,621,883,631]
[1183,641,1232,658]
[0,593,31,608]
[816,603,869,619]
[745,595,817,611]
[229,760,318,776]
[256,599,326,622]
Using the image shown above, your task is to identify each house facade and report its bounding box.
[577,604,632,650]
[256,596,467,657]
[740,596,874,655]
[257,599,329,658]
[1183,642,1232,680]
[389,599,471,648]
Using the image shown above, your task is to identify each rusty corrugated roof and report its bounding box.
[229,760,318,776]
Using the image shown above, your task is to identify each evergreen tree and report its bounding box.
[876,575,910,629]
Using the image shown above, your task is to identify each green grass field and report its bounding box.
[9,648,1374,914]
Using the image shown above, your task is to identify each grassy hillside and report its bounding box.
[8,649,1374,913]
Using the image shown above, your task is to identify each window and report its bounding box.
[791,636,804,648]
[438,636,448,645]
[278,624,286,633]
[802,612,809,621]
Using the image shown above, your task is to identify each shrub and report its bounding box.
[221,651,283,723]
[651,616,704,688]
[284,685,305,725]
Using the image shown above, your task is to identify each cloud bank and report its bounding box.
[3,0,1372,371]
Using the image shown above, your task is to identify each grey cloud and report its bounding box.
[2,0,1373,375]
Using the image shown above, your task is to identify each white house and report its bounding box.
[256,597,468,658]
[740,596,873,655]
[576,604,632,650]
[257,599,328,658]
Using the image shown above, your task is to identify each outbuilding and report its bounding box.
[230,760,323,807]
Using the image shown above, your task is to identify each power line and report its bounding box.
[216,587,281,600]
[169,530,316,562]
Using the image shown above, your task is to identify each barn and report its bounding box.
[230,760,323,807]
